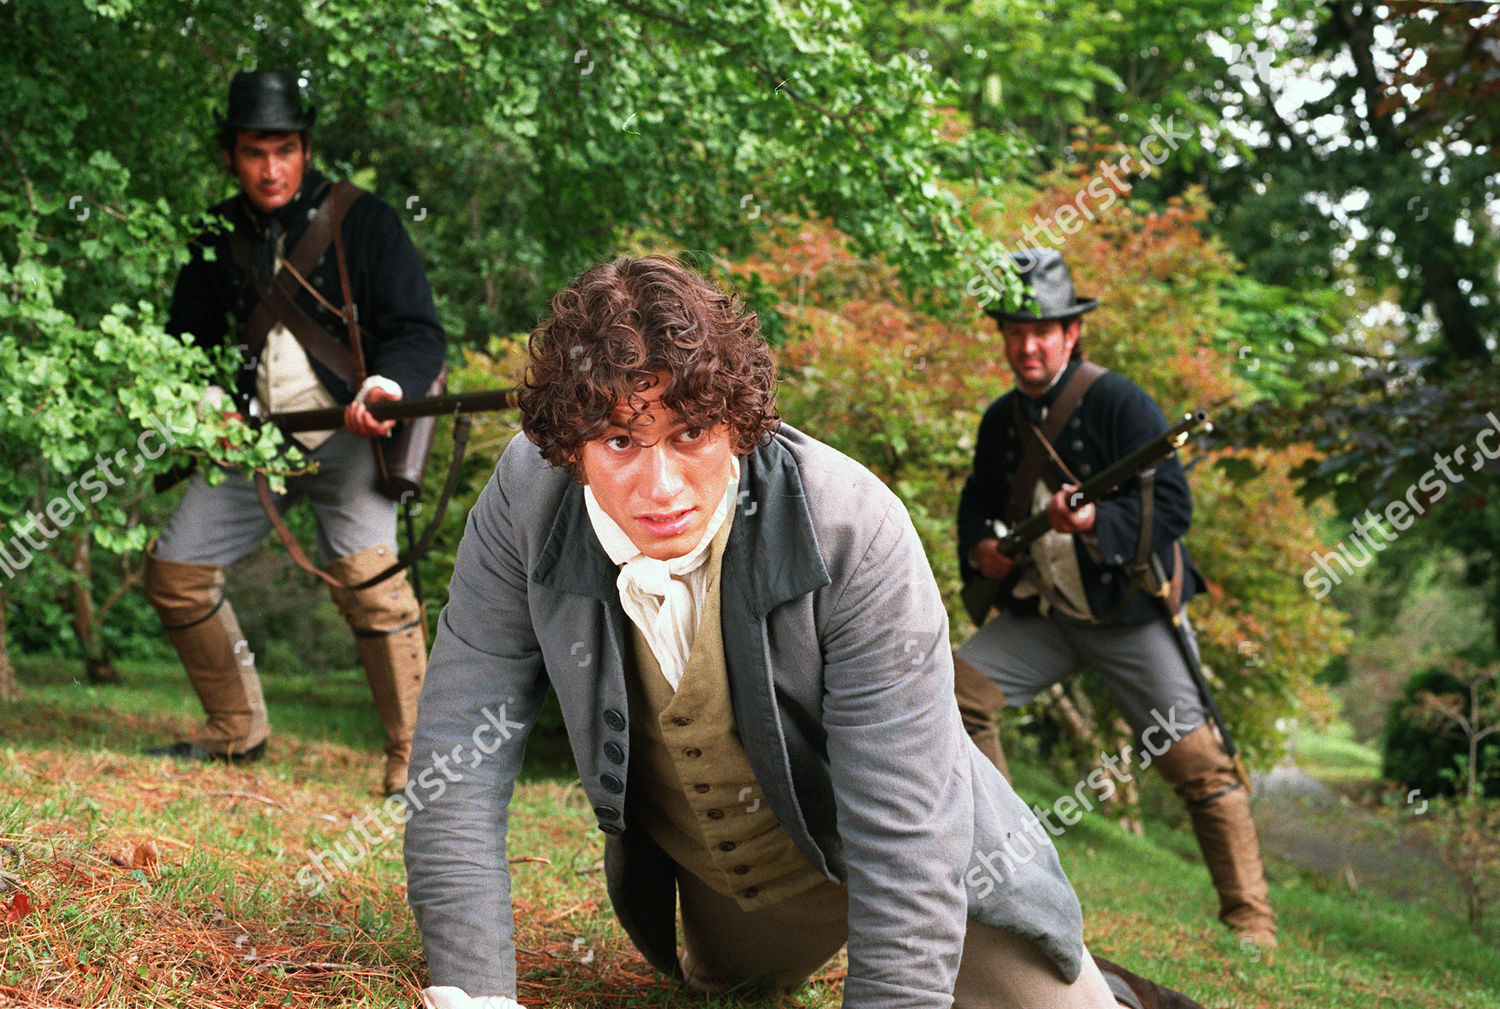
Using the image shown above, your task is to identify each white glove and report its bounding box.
[420,986,527,1009]
[355,375,403,403]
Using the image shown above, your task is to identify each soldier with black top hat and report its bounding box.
[144,70,447,795]
[954,248,1277,948]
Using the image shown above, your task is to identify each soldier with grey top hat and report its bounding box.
[953,248,1277,947]
[144,69,447,796]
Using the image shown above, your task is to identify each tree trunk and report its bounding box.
[1046,680,1096,748]
[1044,683,1145,835]
[70,534,121,685]
[1105,715,1145,836]
[0,595,19,701]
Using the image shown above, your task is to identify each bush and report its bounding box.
[1382,648,1500,798]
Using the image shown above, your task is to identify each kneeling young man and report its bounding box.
[403,255,1201,1009]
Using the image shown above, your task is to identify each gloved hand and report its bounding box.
[420,986,528,1009]
[345,375,402,438]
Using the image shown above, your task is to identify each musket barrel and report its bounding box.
[269,387,522,432]
[997,410,1210,557]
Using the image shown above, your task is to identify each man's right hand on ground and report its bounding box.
[421,987,527,1009]
[968,537,1015,581]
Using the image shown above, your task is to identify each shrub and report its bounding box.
[1382,648,1500,798]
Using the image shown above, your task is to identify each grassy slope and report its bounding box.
[1,655,1496,1008]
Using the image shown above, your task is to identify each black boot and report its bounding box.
[147,739,267,763]
[1093,954,1207,1009]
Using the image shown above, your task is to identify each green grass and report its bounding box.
[1290,721,1383,790]
[2,655,1498,1007]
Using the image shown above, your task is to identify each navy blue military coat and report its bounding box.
[166,168,446,406]
[957,359,1206,625]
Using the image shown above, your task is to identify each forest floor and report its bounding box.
[1,655,1496,1008]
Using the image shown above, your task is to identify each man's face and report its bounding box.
[577,376,736,561]
[224,131,308,214]
[1002,318,1079,397]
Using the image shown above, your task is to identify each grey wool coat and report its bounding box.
[403,425,1086,1008]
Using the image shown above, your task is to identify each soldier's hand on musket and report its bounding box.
[1046,484,1096,534]
[345,380,400,438]
[969,537,1016,581]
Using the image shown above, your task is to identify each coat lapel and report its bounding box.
[720,435,835,871]
[531,482,618,601]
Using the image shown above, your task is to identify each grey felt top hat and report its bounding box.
[984,248,1098,322]
[214,70,317,133]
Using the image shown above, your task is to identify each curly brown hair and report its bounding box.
[519,255,780,478]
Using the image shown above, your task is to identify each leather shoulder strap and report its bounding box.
[328,181,367,383]
[228,184,360,386]
[1004,361,1108,525]
[284,180,349,278]
[1040,361,1105,443]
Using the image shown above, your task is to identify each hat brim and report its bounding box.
[213,106,318,133]
[985,297,1098,323]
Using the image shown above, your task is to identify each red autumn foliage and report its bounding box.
[731,181,1347,765]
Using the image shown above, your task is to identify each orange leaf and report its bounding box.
[4,892,31,924]
[131,840,160,872]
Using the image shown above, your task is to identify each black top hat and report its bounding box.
[984,248,1098,323]
[214,70,317,134]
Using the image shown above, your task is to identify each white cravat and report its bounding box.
[584,458,739,689]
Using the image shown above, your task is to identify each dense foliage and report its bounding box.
[1383,649,1500,799]
[0,0,1033,683]
[1,0,1482,798]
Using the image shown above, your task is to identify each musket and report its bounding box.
[248,386,523,594]
[993,409,1211,559]
[268,386,522,433]
[960,404,1206,626]
[958,409,1209,627]
[151,386,523,494]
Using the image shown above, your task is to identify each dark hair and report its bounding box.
[218,127,312,156]
[1064,315,1084,360]
[519,254,780,479]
